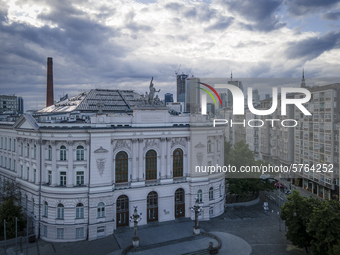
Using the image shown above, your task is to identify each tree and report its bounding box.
[307,199,340,255]
[0,198,25,239]
[280,190,320,252]
[0,179,21,204]
[225,140,274,199]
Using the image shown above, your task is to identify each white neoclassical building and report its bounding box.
[0,89,225,242]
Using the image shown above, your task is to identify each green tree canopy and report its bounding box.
[0,198,25,239]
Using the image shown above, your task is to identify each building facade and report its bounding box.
[0,89,225,242]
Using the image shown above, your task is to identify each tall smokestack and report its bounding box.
[46,57,54,107]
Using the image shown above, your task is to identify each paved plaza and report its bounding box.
[1,191,311,255]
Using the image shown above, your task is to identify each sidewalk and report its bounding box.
[279,179,321,200]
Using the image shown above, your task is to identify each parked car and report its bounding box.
[274,182,286,189]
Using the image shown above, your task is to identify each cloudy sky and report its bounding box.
[1,0,340,111]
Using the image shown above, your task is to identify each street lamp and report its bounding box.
[129,206,142,248]
[189,197,203,235]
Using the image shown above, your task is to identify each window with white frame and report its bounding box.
[197,190,203,203]
[76,227,84,239]
[57,228,64,239]
[97,202,105,218]
[57,204,64,219]
[26,167,29,180]
[44,202,48,217]
[207,140,212,153]
[48,145,52,160]
[76,145,84,161]
[76,171,84,186]
[60,145,66,161]
[76,203,84,219]
[60,172,66,186]
[209,187,214,200]
[47,171,52,185]
[26,143,29,157]
[43,225,47,237]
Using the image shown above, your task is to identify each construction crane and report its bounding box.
[175,64,181,76]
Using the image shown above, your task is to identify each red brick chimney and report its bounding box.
[46,57,54,107]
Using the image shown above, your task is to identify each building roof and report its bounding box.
[36,89,142,114]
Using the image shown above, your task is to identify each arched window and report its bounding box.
[209,187,214,200]
[44,202,48,217]
[175,188,185,218]
[76,145,84,161]
[147,191,158,222]
[76,203,84,219]
[60,146,66,161]
[48,145,52,160]
[26,143,30,157]
[97,202,105,218]
[197,190,203,203]
[57,204,64,219]
[117,195,129,227]
[173,148,183,177]
[115,151,128,183]
[145,150,157,180]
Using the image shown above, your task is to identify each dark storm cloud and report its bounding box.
[284,0,340,16]
[222,0,285,31]
[284,32,340,60]
[204,16,234,31]
[321,11,340,20]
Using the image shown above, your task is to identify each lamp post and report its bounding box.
[129,206,142,248]
[189,197,203,235]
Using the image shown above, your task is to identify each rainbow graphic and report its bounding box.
[197,82,222,107]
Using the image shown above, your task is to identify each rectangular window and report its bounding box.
[43,226,47,237]
[60,172,66,186]
[47,171,52,185]
[76,171,84,186]
[57,206,64,219]
[9,159,11,170]
[33,169,36,183]
[13,160,16,171]
[57,228,64,239]
[20,165,23,178]
[33,145,36,159]
[76,207,84,219]
[9,138,11,151]
[4,157,7,168]
[4,138,7,150]
[20,144,23,156]
[0,156,2,166]
[76,228,84,239]
[13,139,15,152]
[0,137,2,149]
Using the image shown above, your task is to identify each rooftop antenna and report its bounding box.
[188,65,193,77]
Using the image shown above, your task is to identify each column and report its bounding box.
[132,139,138,181]
[138,138,144,181]
[185,136,190,177]
[160,138,166,179]
[51,141,57,186]
[166,137,171,178]
[67,141,74,187]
